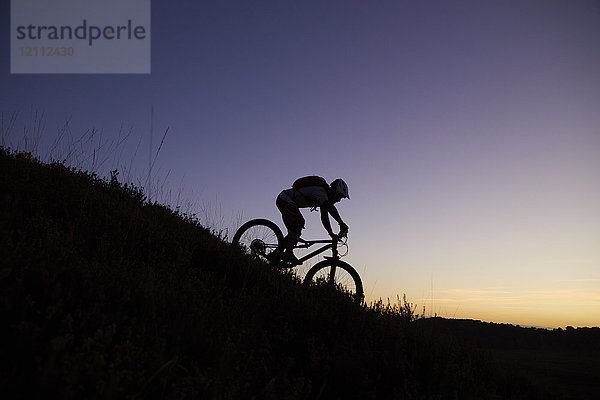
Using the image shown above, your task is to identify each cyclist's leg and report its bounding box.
[276,196,304,262]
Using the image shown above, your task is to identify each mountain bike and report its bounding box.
[232,219,363,302]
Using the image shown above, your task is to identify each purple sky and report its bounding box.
[2,1,599,327]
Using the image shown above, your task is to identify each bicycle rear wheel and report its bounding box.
[232,219,284,264]
[304,260,364,303]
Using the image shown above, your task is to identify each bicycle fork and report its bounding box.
[328,262,337,284]
[325,245,340,284]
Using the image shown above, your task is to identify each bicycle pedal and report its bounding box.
[279,261,300,268]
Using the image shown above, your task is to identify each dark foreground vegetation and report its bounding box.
[1,147,597,399]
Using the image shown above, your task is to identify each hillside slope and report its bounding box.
[0,148,556,399]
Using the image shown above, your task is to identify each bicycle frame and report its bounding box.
[293,238,341,265]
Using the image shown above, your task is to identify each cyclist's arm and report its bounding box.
[320,202,346,237]
[320,206,334,236]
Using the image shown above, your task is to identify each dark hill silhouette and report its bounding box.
[419,317,600,351]
[1,147,597,399]
[419,318,600,399]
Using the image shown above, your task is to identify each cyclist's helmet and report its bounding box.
[330,178,349,199]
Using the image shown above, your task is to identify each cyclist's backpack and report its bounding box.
[292,176,329,193]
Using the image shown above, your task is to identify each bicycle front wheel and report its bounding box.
[232,219,284,264]
[304,260,364,303]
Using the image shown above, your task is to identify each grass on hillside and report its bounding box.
[1,146,559,399]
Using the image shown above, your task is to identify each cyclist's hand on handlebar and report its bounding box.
[339,222,349,237]
[331,233,344,242]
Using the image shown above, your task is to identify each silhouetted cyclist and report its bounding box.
[276,177,349,264]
